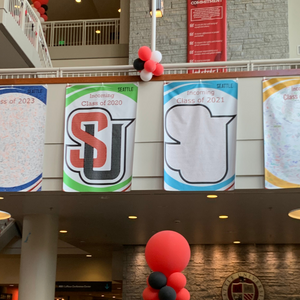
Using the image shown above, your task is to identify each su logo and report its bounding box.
[65,108,133,185]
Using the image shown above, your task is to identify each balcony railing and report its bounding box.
[7,0,52,67]
[0,59,300,79]
[44,19,120,47]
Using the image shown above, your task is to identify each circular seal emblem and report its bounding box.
[221,272,264,300]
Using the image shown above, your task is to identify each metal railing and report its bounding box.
[0,59,300,79]
[44,19,120,47]
[6,0,52,67]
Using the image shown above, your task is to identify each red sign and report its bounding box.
[187,0,227,64]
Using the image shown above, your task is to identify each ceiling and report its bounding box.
[46,0,121,21]
[1,188,300,256]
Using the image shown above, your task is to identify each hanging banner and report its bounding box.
[263,77,300,189]
[164,80,238,191]
[63,83,138,192]
[187,0,227,65]
[0,85,47,192]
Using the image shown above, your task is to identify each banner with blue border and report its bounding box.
[0,86,47,192]
[164,80,238,191]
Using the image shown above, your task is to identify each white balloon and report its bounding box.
[140,70,153,82]
[151,51,162,63]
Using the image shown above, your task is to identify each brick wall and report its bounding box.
[123,244,300,300]
[129,0,289,64]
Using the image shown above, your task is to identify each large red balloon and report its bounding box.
[143,287,159,300]
[176,288,190,300]
[138,46,152,61]
[167,272,186,291]
[39,0,49,4]
[145,231,190,277]
[153,63,164,76]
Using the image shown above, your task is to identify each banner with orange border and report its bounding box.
[263,77,300,189]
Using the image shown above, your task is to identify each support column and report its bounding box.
[18,214,59,300]
[120,0,130,44]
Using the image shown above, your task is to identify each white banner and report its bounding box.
[164,80,238,191]
[0,85,47,192]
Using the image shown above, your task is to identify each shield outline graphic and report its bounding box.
[231,282,255,300]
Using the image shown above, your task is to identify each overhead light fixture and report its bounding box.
[86,254,92,258]
[14,5,20,8]
[150,0,164,18]
[59,230,68,233]
[219,215,228,219]
[0,197,4,200]
[128,216,137,219]
[207,194,218,199]
[0,211,11,220]
[233,241,241,244]
[75,0,81,2]
[288,209,300,219]
[95,30,101,34]
[118,8,121,13]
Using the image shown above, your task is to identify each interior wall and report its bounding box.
[42,77,264,191]
[122,244,300,300]
[129,0,289,64]
[0,255,112,284]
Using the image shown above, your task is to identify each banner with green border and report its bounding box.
[63,83,138,192]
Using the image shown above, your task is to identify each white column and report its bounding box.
[18,214,59,300]
[120,0,130,44]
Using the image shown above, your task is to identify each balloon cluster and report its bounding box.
[133,46,164,82]
[143,231,191,300]
[31,0,49,22]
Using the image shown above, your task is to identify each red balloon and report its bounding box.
[33,1,41,9]
[138,46,152,61]
[145,231,190,277]
[153,63,164,76]
[147,276,150,287]
[167,273,186,291]
[41,14,48,21]
[38,7,45,14]
[144,60,157,73]
[143,287,159,300]
[176,288,190,300]
[39,0,49,4]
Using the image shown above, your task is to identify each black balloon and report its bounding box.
[159,286,176,300]
[133,58,145,71]
[149,272,167,289]
[41,4,48,11]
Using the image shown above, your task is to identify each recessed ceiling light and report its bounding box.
[207,195,218,199]
[86,254,92,258]
[0,211,11,220]
[101,295,104,297]
[233,241,240,244]
[128,216,137,219]
[219,215,228,219]
[95,30,101,34]
[75,0,81,2]
[112,297,116,299]
[9,285,14,287]
[118,8,121,13]
[288,209,300,219]
[0,197,4,200]
[59,230,68,233]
